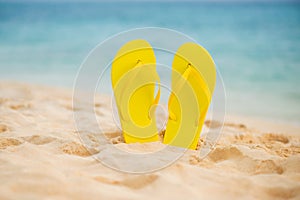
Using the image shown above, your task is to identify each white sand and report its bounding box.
[0,81,299,200]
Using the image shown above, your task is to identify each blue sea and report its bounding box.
[0,1,300,124]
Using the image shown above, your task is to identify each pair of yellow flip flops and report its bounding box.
[111,40,216,150]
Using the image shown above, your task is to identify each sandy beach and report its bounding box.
[0,81,299,200]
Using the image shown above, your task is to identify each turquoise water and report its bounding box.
[0,2,300,123]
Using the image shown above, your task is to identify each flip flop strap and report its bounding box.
[168,64,211,125]
[117,60,161,121]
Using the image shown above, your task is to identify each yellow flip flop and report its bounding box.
[111,39,160,143]
[163,42,216,150]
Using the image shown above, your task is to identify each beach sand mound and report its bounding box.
[0,81,299,200]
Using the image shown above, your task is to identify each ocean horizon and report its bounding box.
[0,1,299,124]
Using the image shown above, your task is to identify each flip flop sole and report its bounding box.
[163,43,216,150]
[111,39,160,143]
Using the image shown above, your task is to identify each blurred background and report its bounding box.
[0,0,299,123]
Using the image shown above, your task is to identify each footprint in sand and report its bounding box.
[22,135,56,145]
[104,131,121,138]
[265,184,299,199]
[253,159,284,175]
[8,102,31,110]
[120,174,159,189]
[0,124,9,133]
[208,146,244,162]
[110,136,124,144]
[208,146,284,175]
[204,120,223,129]
[0,137,23,149]
[224,122,247,129]
[94,103,102,108]
[261,133,289,144]
[205,120,247,129]
[60,141,93,157]
[94,174,158,189]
